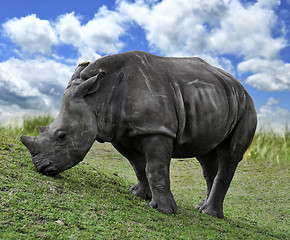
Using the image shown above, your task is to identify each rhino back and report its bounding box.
[85,51,251,156]
[117,52,249,156]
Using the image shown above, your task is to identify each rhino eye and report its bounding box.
[56,131,67,142]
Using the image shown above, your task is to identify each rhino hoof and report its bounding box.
[130,183,152,200]
[201,209,224,219]
[195,201,206,210]
[149,195,177,214]
[199,203,224,219]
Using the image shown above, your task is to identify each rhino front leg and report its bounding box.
[112,142,152,200]
[139,135,177,214]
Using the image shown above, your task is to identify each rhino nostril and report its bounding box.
[38,163,50,173]
[32,152,40,158]
[36,161,59,176]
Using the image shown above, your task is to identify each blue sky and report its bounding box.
[0,0,289,132]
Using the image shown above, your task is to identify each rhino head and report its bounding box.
[20,63,105,176]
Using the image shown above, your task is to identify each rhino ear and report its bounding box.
[72,62,90,81]
[72,71,105,98]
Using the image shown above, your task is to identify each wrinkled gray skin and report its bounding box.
[20,51,257,218]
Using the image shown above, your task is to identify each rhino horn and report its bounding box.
[39,126,49,133]
[20,135,39,157]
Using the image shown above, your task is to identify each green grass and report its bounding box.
[21,114,54,136]
[0,116,289,239]
[0,113,54,137]
[247,131,289,165]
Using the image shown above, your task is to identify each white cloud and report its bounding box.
[0,7,128,122]
[77,46,101,63]
[2,0,287,62]
[2,1,287,64]
[3,8,126,60]
[55,12,82,47]
[55,8,125,60]
[255,0,281,8]
[266,97,280,106]
[0,57,74,113]
[119,0,215,56]
[238,58,290,91]
[257,97,290,133]
[54,12,102,62]
[118,0,286,59]
[3,14,58,55]
[82,6,125,54]
[193,53,235,74]
[208,0,286,59]
[0,104,38,126]
[0,0,289,130]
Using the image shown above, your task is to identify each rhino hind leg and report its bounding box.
[196,147,231,219]
[197,106,257,218]
[112,142,152,200]
[195,151,219,210]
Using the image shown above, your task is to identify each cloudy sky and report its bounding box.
[0,0,289,132]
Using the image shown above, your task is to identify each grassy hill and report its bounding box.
[0,116,289,239]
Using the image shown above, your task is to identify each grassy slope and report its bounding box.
[0,122,289,239]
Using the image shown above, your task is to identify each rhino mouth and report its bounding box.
[33,156,59,176]
[38,164,59,176]
[44,168,59,176]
